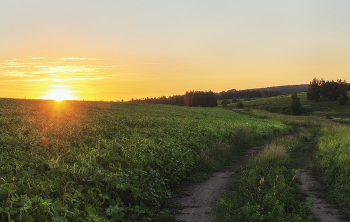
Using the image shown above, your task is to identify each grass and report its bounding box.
[314,124,350,217]
[0,99,289,221]
[211,132,315,222]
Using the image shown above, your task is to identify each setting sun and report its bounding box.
[41,89,76,101]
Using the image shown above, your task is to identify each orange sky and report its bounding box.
[1,1,350,101]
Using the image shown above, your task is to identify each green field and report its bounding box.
[1,94,350,221]
[0,99,289,221]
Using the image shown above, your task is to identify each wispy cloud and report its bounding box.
[0,62,35,68]
[1,71,34,77]
[21,77,106,82]
[32,65,100,75]
[0,57,118,83]
[60,57,103,61]
[143,62,184,66]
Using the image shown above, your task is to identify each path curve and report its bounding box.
[174,146,262,222]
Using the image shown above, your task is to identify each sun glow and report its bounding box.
[42,89,76,101]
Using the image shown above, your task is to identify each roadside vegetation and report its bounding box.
[211,108,322,221]
[315,124,350,217]
[0,99,289,221]
[211,133,315,221]
[211,79,350,221]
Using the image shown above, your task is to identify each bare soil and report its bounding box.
[294,138,347,222]
[173,146,262,222]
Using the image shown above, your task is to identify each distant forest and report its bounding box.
[131,91,218,107]
[216,84,309,100]
[130,84,310,107]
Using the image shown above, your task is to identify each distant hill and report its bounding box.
[254,84,309,94]
[227,84,309,95]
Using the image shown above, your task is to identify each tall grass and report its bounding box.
[315,124,350,216]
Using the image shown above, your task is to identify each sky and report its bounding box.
[1,0,350,101]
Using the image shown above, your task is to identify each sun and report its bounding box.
[42,89,76,101]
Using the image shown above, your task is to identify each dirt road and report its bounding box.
[173,146,262,222]
[295,138,346,222]
[174,138,347,222]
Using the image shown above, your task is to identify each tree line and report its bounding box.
[307,78,348,102]
[130,91,218,107]
[215,89,282,100]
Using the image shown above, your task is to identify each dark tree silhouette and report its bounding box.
[291,91,302,115]
[216,89,263,100]
[131,91,217,107]
[307,78,347,101]
[307,78,321,101]
[184,91,218,107]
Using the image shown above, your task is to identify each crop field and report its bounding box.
[0,99,290,221]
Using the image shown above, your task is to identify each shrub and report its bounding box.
[221,99,230,107]
[236,101,244,109]
[337,95,346,105]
